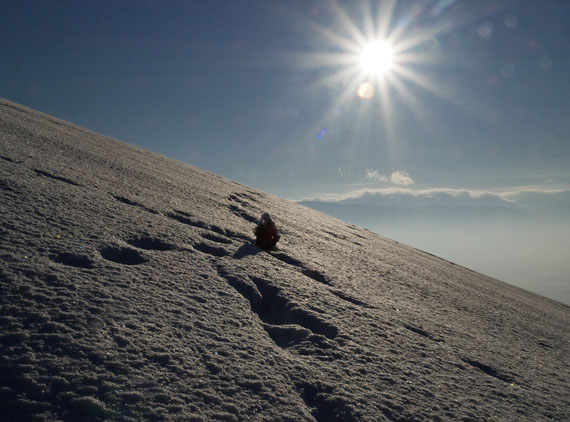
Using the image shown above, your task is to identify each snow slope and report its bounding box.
[1,99,569,421]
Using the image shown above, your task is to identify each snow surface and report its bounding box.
[1,98,569,421]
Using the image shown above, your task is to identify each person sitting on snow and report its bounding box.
[254,213,280,250]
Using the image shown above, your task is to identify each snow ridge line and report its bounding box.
[268,252,332,285]
[461,357,515,383]
[33,169,82,186]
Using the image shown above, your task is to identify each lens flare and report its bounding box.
[357,83,374,99]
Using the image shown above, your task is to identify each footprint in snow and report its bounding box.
[125,235,176,251]
[99,246,149,265]
[49,252,95,269]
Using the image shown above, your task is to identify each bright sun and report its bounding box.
[359,40,394,77]
[297,0,452,138]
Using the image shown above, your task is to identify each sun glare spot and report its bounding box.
[357,82,374,99]
[359,40,394,77]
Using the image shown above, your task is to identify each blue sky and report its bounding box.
[2,1,570,303]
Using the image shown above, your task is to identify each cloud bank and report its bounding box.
[302,185,570,211]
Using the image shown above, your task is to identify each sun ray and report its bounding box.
[328,1,369,47]
[388,72,427,125]
[316,65,360,90]
[392,22,454,58]
[361,1,376,42]
[303,68,369,143]
[384,3,419,46]
[291,51,358,69]
[391,63,450,101]
[395,49,441,66]
[375,0,397,41]
[377,75,398,148]
[308,21,362,54]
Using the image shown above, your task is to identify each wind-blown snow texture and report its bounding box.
[1,98,569,421]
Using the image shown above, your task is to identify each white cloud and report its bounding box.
[364,168,387,182]
[364,169,414,186]
[390,171,414,186]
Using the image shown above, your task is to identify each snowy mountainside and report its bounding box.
[1,99,569,421]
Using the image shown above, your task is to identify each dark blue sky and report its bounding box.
[2,0,569,199]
